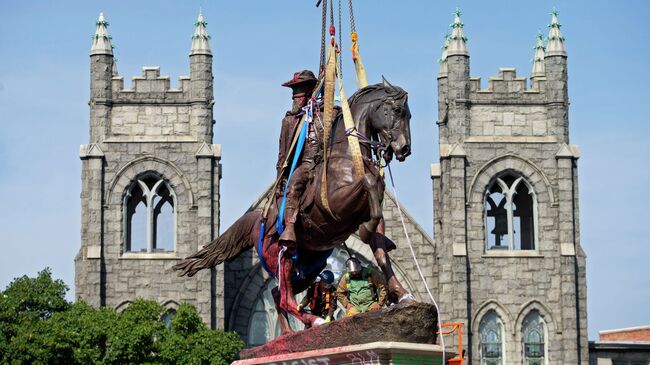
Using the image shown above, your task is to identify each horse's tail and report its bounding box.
[173,211,260,277]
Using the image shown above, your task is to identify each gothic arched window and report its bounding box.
[484,173,538,251]
[123,173,176,253]
[479,310,504,365]
[161,308,176,328]
[522,310,546,365]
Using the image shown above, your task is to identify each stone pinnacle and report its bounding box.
[447,8,468,56]
[91,12,113,56]
[531,32,546,78]
[546,8,566,57]
[190,10,212,56]
[438,34,450,77]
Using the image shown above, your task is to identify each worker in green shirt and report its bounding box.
[336,257,387,317]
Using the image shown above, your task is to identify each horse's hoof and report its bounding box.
[398,293,416,303]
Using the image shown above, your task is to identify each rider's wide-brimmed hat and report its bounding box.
[282,70,318,89]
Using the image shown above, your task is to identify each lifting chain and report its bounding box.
[338,0,343,78]
[329,0,334,29]
[319,0,328,75]
[348,0,356,34]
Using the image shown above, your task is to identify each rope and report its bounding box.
[345,128,384,149]
[277,245,287,289]
[386,162,445,364]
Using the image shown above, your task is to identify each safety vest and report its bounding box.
[309,286,332,312]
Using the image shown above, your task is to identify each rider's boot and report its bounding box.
[279,167,307,250]
[279,205,298,250]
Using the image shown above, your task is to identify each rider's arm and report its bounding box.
[276,114,292,177]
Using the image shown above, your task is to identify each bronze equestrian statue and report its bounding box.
[174,74,414,333]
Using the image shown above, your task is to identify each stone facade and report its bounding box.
[75,14,223,327]
[431,12,588,365]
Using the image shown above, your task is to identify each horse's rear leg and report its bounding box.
[271,287,293,336]
[359,173,413,303]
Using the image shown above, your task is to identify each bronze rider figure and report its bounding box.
[276,70,322,248]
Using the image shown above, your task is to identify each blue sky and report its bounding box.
[0,1,648,339]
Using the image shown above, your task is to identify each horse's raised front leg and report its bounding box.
[359,173,414,304]
[276,249,325,331]
[359,174,382,244]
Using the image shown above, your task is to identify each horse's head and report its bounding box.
[350,78,412,162]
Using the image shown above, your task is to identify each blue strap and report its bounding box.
[277,118,309,235]
[256,222,273,275]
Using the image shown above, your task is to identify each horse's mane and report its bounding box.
[348,83,407,106]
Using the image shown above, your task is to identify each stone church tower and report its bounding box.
[75,12,223,327]
[431,11,588,364]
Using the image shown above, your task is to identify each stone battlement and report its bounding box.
[469,68,546,102]
[111,67,192,101]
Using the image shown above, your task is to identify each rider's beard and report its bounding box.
[291,93,309,114]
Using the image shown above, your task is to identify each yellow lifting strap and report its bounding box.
[350,32,368,89]
[351,31,383,177]
[320,40,365,220]
[336,60,365,180]
[320,42,338,219]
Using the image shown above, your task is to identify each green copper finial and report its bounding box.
[545,7,567,56]
[551,7,559,17]
[454,8,462,17]
[191,10,212,55]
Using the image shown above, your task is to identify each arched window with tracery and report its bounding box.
[479,310,505,365]
[484,172,538,251]
[123,173,176,253]
[522,310,547,365]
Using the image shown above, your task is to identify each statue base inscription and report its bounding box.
[240,302,439,360]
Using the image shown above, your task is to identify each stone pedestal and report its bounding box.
[240,303,438,359]
[233,341,449,365]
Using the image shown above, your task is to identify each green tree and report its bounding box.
[104,299,166,365]
[0,270,243,365]
[158,304,243,365]
[0,268,69,364]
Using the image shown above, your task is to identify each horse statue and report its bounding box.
[173,79,413,333]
